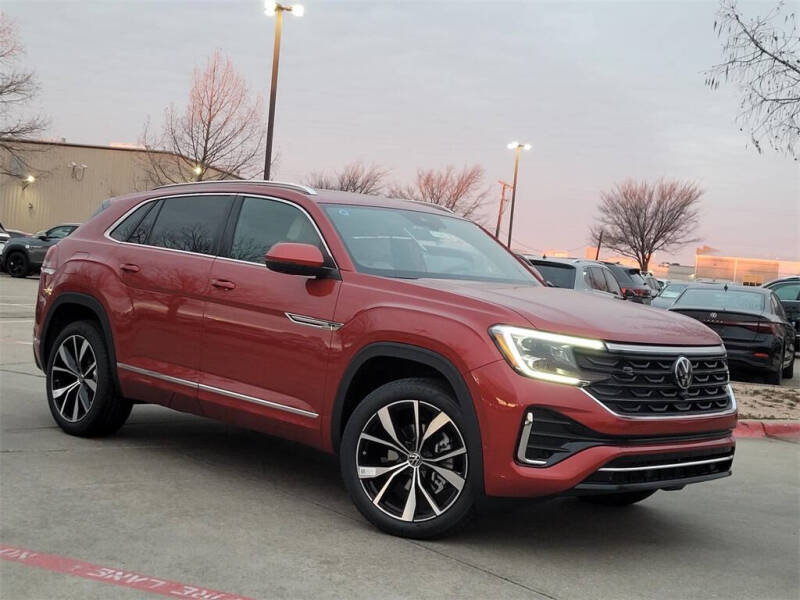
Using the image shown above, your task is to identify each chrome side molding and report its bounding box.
[117,363,318,419]
[285,312,343,331]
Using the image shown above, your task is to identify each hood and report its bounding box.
[420,280,722,346]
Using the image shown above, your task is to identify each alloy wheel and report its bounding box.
[50,335,98,422]
[356,399,468,523]
[6,254,25,277]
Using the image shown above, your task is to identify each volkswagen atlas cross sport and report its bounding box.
[33,181,737,538]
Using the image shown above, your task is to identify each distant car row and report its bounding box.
[0,223,79,277]
[522,256,796,385]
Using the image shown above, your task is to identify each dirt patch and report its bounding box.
[733,382,800,420]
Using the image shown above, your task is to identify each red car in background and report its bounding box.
[33,181,736,538]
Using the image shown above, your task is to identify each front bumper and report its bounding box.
[467,360,737,498]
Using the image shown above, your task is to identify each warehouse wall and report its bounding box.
[0,141,229,233]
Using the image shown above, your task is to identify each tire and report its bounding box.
[5,250,29,278]
[579,490,656,506]
[46,320,132,437]
[766,347,783,385]
[340,378,476,539]
[782,350,794,379]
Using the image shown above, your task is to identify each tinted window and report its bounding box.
[147,195,233,255]
[774,283,800,302]
[229,197,325,264]
[532,263,576,288]
[674,288,766,312]
[110,202,156,242]
[47,225,76,239]
[588,267,608,291]
[602,269,622,295]
[325,204,539,284]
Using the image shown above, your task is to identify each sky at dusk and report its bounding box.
[5,0,799,264]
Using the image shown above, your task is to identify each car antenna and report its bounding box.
[724,283,728,292]
[542,253,547,259]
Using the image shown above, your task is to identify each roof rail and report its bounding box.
[407,200,455,214]
[154,179,317,195]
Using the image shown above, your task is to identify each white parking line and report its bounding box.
[0,303,35,307]
[0,319,35,324]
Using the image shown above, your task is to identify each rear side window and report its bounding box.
[531,263,576,288]
[147,195,233,255]
[110,201,157,242]
[228,196,326,264]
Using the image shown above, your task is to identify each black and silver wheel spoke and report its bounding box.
[50,334,97,423]
[357,399,468,523]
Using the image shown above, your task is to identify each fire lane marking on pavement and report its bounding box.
[0,545,257,600]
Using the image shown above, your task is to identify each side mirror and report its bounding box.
[265,243,333,278]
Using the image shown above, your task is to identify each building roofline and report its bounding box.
[0,137,242,179]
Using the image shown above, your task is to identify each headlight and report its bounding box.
[489,325,606,386]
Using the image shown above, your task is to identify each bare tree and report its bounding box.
[388,165,490,220]
[589,180,703,271]
[706,0,800,158]
[305,162,389,194]
[0,11,48,175]
[140,49,264,186]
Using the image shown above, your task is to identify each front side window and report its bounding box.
[774,283,800,302]
[587,267,608,291]
[602,269,622,295]
[324,204,540,284]
[228,197,327,264]
[146,195,233,256]
[47,225,76,239]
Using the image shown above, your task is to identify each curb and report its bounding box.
[734,420,800,440]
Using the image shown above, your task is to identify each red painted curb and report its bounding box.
[735,420,800,439]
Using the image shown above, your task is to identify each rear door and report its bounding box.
[109,194,235,410]
[199,195,341,440]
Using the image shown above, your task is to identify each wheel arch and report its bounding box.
[41,293,120,391]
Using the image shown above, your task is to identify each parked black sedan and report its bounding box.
[669,284,796,384]
[0,223,79,278]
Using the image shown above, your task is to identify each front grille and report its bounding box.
[517,408,731,467]
[580,447,734,488]
[576,348,732,416]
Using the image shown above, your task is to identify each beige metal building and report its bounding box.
[1,139,232,234]
[695,254,799,285]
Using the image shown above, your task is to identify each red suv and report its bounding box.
[34,181,737,538]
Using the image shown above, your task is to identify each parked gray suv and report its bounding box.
[1,223,79,278]
[524,257,624,300]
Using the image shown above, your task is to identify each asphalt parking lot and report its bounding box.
[1,274,798,600]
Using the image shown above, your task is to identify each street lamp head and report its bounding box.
[507,141,532,150]
[25,175,36,183]
[193,165,203,176]
[507,141,518,150]
[265,1,303,16]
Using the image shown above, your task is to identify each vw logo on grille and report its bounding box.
[673,356,693,390]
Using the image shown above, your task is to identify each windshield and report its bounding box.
[323,204,539,284]
[674,288,765,312]
[531,263,576,288]
[660,284,687,299]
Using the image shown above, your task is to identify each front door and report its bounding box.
[199,195,341,444]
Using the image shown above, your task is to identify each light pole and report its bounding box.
[505,141,531,249]
[263,1,304,180]
[494,179,512,240]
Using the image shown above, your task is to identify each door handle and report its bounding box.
[211,279,236,290]
[120,263,140,273]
